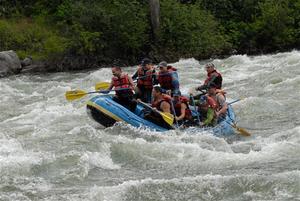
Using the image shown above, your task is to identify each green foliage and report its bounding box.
[250,0,295,51]
[0,19,68,59]
[159,0,230,58]
[0,0,300,66]
[61,0,149,60]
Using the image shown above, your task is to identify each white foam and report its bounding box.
[0,138,42,175]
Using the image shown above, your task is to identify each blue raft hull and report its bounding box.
[86,95,236,136]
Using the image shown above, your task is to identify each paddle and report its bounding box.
[225,98,251,136]
[170,100,179,127]
[223,120,251,136]
[65,88,129,101]
[138,100,174,126]
[95,82,111,91]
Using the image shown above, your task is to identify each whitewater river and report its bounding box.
[0,51,299,200]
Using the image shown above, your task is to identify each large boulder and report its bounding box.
[0,50,22,77]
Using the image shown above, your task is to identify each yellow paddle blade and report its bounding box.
[65,90,87,101]
[232,124,251,136]
[95,82,110,91]
[159,112,174,125]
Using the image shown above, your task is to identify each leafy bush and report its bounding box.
[1,0,300,67]
[158,0,230,58]
[0,19,68,59]
[250,0,295,51]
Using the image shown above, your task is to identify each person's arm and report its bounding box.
[128,76,135,89]
[152,69,159,85]
[132,70,138,80]
[203,108,214,125]
[101,79,114,94]
[216,94,228,117]
[176,103,187,121]
[171,73,180,91]
[160,101,171,114]
[105,77,113,90]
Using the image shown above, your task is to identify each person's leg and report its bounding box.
[144,111,174,129]
[119,96,137,112]
[112,96,121,104]
[145,89,152,104]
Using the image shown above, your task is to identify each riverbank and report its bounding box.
[1,47,297,78]
[1,0,300,78]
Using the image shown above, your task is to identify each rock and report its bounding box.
[0,50,22,77]
[21,56,32,67]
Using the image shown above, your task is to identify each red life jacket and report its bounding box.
[112,74,133,96]
[158,70,173,90]
[151,94,171,112]
[137,67,155,89]
[208,92,226,111]
[174,96,192,120]
[204,70,222,89]
[206,96,217,109]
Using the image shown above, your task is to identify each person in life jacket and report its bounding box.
[106,66,137,112]
[157,61,180,96]
[167,65,179,79]
[132,58,158,103]
[207,84,228,121]
[197,95,217,127]
[143,85,173,129]
[196,63,223,91]
[151,85,172,113]
[172,92,194,126]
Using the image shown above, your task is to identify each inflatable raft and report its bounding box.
[86,95,236,136]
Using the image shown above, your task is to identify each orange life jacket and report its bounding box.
[158,70,173,90]
[112,74,133,96]
[208,92,226,112]
[174,96,192,120]
[206,96,217,109]
[151,94,171,112]
[137,67,155,89]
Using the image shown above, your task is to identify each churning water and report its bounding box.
[0,51,299,200]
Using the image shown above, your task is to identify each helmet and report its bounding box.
[153,85,166,93]
[205,63,215,69]
[158,61,168,68]
[141,58,152,67]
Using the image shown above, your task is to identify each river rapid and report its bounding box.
[0,51,299,201]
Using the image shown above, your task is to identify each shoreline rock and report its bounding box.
[0,50,22,77]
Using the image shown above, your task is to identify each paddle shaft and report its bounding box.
[170,100,179,127]
[88,88,131,95]
[228,99,241,105]
[138,100,174,126]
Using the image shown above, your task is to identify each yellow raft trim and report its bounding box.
[87,101,123,122]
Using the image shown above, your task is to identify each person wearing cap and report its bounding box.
[106,66,137,112]
[172,92,193,126]
[143,85,173,129]
[196,62,223,91]
[151,85,172,113]
[132,58,158,103]
[157,61,180,96]
[207,84,228,120]
[197,95,217,127]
